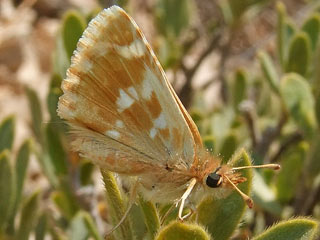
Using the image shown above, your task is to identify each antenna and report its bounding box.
[226,163,280,208]
[224,174,254,208]
[232,163,280,171]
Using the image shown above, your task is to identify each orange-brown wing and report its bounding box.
[57,6,199,173]
[167,83,203,148]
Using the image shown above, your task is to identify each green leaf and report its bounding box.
[62,10,86,60]
[155,0,192,37]
[15,140,30,207]
[82,211,103,240]
[258,51,280,94]
[232,69,247,110]
[53,31,69,78]
[0,115,15,152]
[197,149,252,240]
[220,0,269,23]
[138,196,160,239]
[316,93,320,127]
[157,37,183,69]
[35,151,59,188]
[0,151,15,230]
[254,82,272,119]
[101,169,133,240]
[219,132,238,164]
[47,74,63,124]
[158,204,179,227]
[203,136,215,153]
[47,87,66,133]
[190,110,204,123]
[314,45,320,126]
[50,72,63,89]
[190,109,205,135]
[7,140,31,232]
[276,142,307,203]
[252,171,283,216]
[302,13,320,50]
[225,0,248,21]
[69,212,89,240]
[58,177,81,216]
[25,86,43,145]
[155,221,210,240]
[35,213,47,240]
[46,123,68,176]
[285,32,311,76]
[51,190,77,220]
[276,2,287,68]
[211,107,235,143]
[79,160,94,186]
[129,204,147,240]
[15,191,40,240]
[280,73,317,137]
[305,133,320,180]
[252,218,318,240]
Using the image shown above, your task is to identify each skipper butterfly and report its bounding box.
[57,5,280,232]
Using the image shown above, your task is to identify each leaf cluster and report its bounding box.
[0,0,320,239]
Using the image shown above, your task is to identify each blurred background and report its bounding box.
[0,0,320,239]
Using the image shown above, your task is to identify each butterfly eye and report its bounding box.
[206,172,222,188]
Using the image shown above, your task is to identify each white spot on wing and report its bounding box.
[115,39,146,59]
[116,120,124,128]
[129,39,146,56]
[127,86,138,100]
[154,112,166,129]
[106,130,120,139]
[150,128,157,139]
[64,92,79,103]
[117,89,134,112]
[141,70,155,100]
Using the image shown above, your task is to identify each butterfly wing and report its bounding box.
[57,6,202,173]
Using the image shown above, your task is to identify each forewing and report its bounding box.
[58,6,199,172]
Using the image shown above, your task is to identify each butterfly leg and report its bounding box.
[105,179,139,237]
[177,178,197,221]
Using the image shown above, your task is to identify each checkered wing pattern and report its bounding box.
[57,6,202,174]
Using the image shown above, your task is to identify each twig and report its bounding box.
[269,132,303,163]
[303,184,320,215]
[198,27,234,101]
[178,31,222,108]
[240,101,260,148]
[185,31,222,79]
[215,30,233,103]
[293,175,320,216]
[255,110,288,159]
[199,76,218,90]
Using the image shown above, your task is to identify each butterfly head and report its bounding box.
[205,165,246,188]
[205,168,223,188]
[204,163,280,208]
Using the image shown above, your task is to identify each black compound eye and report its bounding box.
[206,173,222,188]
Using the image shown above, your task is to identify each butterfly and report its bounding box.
[57,5,280,231]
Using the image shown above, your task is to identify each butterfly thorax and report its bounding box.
[137,150,246,203]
